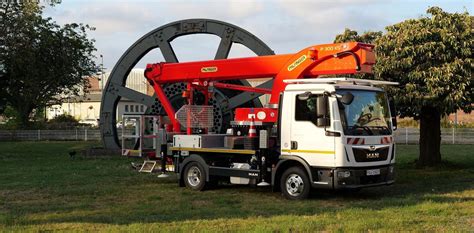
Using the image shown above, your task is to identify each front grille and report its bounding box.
[353,147,389,162]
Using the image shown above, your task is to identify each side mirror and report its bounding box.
[297,91,312,101]
[316,95,330,127]
[317,118,330,127]
[389,99,397,130]
[340,92,354,105]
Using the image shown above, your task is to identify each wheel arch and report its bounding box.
[272,155,314,191]
[179,153,210,186]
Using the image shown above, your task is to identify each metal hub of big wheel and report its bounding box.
[286,174,304,197]
[100,19,275,149]
[187,166,202,187]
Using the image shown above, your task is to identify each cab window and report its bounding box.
[295,94,329,126]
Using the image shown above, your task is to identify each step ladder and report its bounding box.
[139,160,156,173]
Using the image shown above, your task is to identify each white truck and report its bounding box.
[162,78,397,199]
[128,42,398,199]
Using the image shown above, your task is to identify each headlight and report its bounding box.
[337,171,351,178]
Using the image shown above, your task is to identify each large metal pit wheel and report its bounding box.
[100,19,275,149]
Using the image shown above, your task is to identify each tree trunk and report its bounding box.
[417,106,441,167]
[14,103,34,129]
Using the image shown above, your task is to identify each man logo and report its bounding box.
[367,152,380,159]
[369,146,376,151]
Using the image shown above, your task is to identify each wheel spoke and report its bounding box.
[113,84,156,107]
[158,41,178,63]
[214,37,232,60]
[227,79,274,110]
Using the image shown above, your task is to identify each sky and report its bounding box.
[43,0,472,72]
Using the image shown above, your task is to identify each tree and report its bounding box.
[333,29,382,80]
[376,7,472,167]
[334,28,382,44]
[0,2,97,128]
[335,7,472,167]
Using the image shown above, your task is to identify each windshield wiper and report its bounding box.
[371,126,391,134]
[350,125,374,135]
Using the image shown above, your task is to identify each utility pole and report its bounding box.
[100,54,104,91]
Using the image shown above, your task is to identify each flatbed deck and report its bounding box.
[170,147,256,155]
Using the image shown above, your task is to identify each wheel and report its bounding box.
[99,19,275,150]
[183,162,207,191]
[280,166,311,200]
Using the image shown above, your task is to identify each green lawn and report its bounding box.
[0,142,473,232]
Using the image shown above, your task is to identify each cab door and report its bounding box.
[287,92,335,167]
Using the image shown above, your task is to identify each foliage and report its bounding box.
[0,106,21,129]
[376,7,472,166]
[48,114,79,124]
[334,7,472,166]
[0,142,473,231]
[0,2,97,128]
[334,28,382,44]
[333,28,382,79]
[334,8,472,117]
[397,117,474,128]
[45,114,80,129]
[397,118,420,128]
[375,7,472,118]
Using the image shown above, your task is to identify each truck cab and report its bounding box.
[276,78,397,198]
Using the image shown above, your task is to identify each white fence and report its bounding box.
[0,128,473,144]
[0,129,102,141]
[393,128,474,144]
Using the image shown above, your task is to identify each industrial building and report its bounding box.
[45,68,150,125]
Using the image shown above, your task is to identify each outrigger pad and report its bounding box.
[139,161,156,173]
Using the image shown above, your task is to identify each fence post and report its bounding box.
[405,128,408,145]
[85,129,88,141]
[452,127,455,144]
[38,129,41,141]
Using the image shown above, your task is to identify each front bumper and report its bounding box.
[311,164,395,190]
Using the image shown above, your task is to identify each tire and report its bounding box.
[280,166,311,200]
[183,162,207,191]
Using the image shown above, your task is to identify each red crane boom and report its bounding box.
[144,42,375,132]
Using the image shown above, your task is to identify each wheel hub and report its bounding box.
[286,174,304,196]
[187,166,201,187]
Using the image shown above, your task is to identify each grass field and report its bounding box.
[0,141,473,232]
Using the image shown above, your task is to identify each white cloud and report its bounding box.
[42,0,469,71]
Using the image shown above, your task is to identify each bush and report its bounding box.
[46,114,80,129]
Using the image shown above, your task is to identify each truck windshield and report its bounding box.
[336,89,392,136]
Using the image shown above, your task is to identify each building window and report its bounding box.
[125,105,129,112]
[135,105,139,112]
[140,105,144,112]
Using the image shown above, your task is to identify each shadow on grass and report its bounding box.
[0,142,473,227]
[11,169,473,227]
